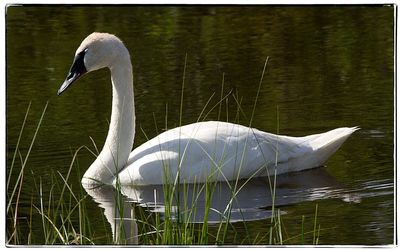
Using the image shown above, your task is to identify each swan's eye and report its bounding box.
[77,48,88,57]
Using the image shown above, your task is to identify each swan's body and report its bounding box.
[119,121,357,185]
[58,32,358,186]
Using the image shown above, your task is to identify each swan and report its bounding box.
[57,32,358,186]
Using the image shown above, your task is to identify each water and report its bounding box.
[6,6,394,245]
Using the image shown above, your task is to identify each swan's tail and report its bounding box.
[301,126,360,168]
[308,127,359,150]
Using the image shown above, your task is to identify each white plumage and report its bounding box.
[58,32,358,186]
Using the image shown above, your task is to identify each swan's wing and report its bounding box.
[249,129,314,167]
[121,121,303,184]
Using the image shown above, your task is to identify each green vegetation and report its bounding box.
[6,58,322,245]
[6,111,322,244]
[7,128,322,245]
[6,102,103,244]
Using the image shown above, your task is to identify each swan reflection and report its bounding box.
[83,185,138,244]
[83,168,359,244]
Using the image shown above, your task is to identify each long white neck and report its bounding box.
[82,56,135,185]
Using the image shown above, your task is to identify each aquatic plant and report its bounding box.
[6,58,321,245]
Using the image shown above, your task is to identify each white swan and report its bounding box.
[57,32,358,186]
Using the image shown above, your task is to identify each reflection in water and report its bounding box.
[83,185,138,244]
[83,168,368,243]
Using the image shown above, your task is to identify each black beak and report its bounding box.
[57,49,87,96]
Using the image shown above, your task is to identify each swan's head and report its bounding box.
[57,32,129,95]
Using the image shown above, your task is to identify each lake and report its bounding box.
[6,5,394,245]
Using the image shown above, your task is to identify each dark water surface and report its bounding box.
[6,5,394,245]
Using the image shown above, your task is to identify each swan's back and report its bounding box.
[116,121,358,185]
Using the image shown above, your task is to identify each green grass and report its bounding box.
[6,102,110,245]
[6,58,322,245]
